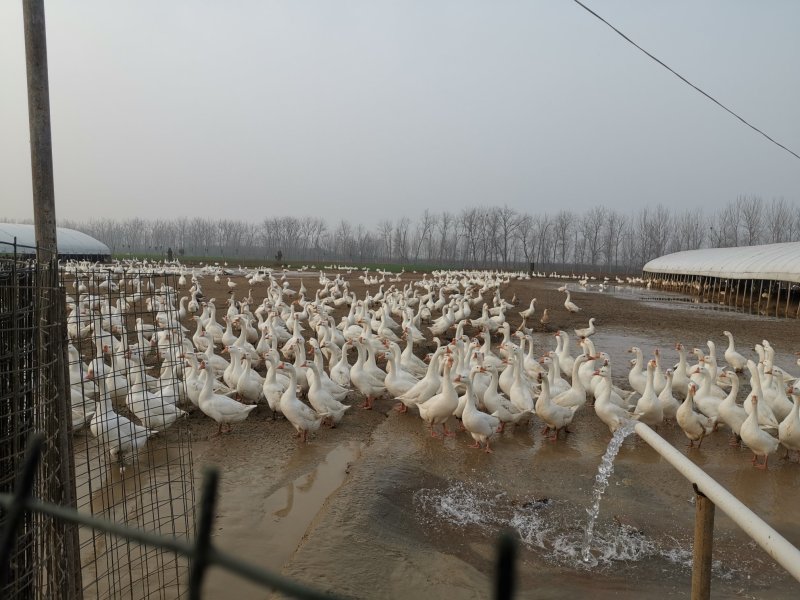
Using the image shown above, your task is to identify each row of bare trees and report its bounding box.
[6,195,797,271]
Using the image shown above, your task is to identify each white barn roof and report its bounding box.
[0,223,110,257]
[643,242,800,284]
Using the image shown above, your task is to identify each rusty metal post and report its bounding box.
[692,484,715,600]
[23,0,58,262]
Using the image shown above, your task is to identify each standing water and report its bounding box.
[581,420,637,566]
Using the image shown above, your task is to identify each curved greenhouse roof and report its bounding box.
[0,223,110,259]
[643,241,800,284]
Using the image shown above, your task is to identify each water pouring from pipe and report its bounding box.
[581,420,637,566]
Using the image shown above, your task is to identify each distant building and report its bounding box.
[0,223,111,261]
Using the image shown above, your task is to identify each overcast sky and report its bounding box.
[1,1,798,225]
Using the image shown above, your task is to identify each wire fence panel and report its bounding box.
[64,263,196,599]
[0,250,80,599]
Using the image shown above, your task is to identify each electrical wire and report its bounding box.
[573,0,800,161]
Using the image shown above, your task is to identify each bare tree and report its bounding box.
[496,205,519,268]
[394,217,411,262]
[716,201,740,247]
[737,195,763,245]
[412,210,436,262]
[763,198,791,243]
[583,206,606,265]
[436,211,453,262]
[377,220,394,261]
[553,210,573,266]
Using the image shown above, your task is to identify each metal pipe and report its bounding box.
[634,422,800,582]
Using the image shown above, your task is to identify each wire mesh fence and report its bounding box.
[0,246,80,599]
[64,263,196,599]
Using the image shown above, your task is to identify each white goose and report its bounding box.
[327,340,353,388]
[536,374,579,441]
[573,317,597,339]
[563,289,581,313]
[400,332,429,378]
[91,374,156,472]
[384,345,420,406]
[508,349,535,414]
[744,360,779,430]
[553,354,588,410]
[555,331,575,376]
[482,365,529,432]
[740,395,780,469]
[418,359,459,438]
[396,344,445,411]
[722,331,748,372]
[658,369,680,420]
[671,343,692,398]
[306,363,351,427]
[460,369,501,453]
[717,371,746,445]
[278,362,326,442]
[198,362,257,435]
[519,298,537,319]
[593,366,635,434]
[236,355,265,404]
[676,383,717,449]
[350,341,386,410]
[627,347,647,395]
[261,357,288,418]
[126,369,187,431]
[778,391,800,461]
[633,360,663,426]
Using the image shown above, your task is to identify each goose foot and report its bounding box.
[484,443,493,454]
[442,426,456,438]
[394,402,407,413]
[429,428,442,439]
[468,441,481,449]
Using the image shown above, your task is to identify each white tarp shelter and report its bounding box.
[0,223,110,258]
[643,242,800,284]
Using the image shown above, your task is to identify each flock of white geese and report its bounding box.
[64,262,800,472]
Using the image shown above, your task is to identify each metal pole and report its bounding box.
[774,281,780,318]
[784,281,790,317]
[23,0,58,262]
[634,422,800,582]
[691,484,714,600]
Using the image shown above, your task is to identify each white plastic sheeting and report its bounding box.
[0,223,110,257]
[643,242,800,283]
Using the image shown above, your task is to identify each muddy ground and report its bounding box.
[94,269,800,598]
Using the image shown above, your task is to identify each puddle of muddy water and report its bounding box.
[202,440,363,599]
[578,283,790,322]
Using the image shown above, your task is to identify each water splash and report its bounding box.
[581,420,637,566]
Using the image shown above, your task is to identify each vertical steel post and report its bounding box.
[692,485,715,600]
[774,281,780,317]
[784,282,790,317]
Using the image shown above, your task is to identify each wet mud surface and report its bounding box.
[182,271,800,599]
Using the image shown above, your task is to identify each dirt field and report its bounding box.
[157,269,799,598]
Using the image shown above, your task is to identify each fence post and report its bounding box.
[691,484,714,600]
[23,0,58,262]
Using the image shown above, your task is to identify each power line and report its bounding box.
[572,0,800,161]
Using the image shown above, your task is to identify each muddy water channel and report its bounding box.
[185,276,800,599]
